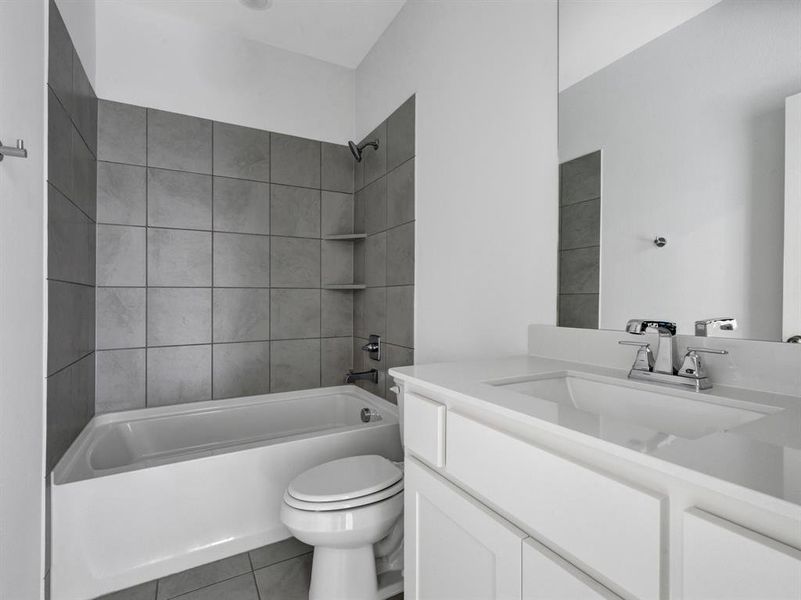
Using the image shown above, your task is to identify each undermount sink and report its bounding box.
[489,372,779,441]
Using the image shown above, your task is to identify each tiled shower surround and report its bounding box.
[47,1,98,471]
[95,97,414,411]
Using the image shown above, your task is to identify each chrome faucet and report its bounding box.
[695,317,737,337]
[623,319,678,374]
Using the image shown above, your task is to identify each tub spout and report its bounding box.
[345,369,379,384]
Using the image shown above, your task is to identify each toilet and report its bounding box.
[280,454,405,600]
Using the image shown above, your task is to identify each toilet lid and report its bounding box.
[287,455,402,503]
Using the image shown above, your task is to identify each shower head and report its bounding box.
[348,139,379,162]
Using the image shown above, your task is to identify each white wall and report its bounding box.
[558,0,721,91]
[95,1,355,143]
[559,0,800,341]
[54,0,95,87]
[356,0,559,363]
[0,1,47,598]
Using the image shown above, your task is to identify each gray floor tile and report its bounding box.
[95,349,146,414]
[321,191,354,235]
[213,122,269,182]
[387,95,415,171]
[361,121,387,186]
[271,133,320,188]
[249,538,312,571]
[95,580,157,600]
[386,222,414,286]
[559,247,600,294]
[321,337,353,387]
[147,288,211,347]
[213,288,270,343]
[560,151,601,206]
[147,109,212,174]
[213,178,269,235]
[387,158,414,228]
[270,185,320,238]
[147,345,211,406]
[157,553,250,600]
[254,553,313,600]
[148,228,212,287]
[213,342,271,400]
[147,169,212,230]
[97,162,147,226]
[321,142,354,193]
[98,100,147,166]
[97,225,146,286]
[97,288,146,350]
[321,290,353,337]
[271,289,321,339]
[386,286,413,348]
[560,198,600,250]
[170,573,258,600]
[270,339,321,393]
[48,184,95,286]
[270,237,320,288]
[213,233,270,287]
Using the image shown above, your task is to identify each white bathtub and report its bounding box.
[50,386,402,600]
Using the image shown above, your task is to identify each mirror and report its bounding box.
[557,0,801,342]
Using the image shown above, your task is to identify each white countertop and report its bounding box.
[390,354,801,513]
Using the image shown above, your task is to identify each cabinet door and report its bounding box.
[405,458,526,600]
[522,538,621,600]
[683,508,801,600]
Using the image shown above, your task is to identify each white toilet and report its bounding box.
[280,454,404,600]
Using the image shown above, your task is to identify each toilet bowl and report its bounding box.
[280,454,404,600]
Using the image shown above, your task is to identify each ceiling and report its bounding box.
[124,0,407,69]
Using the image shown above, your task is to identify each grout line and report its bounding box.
[210,122,215,399]
[46,350,94,380]
[47,180,97,226]
[144,108,149,409]
[47,277,95,289]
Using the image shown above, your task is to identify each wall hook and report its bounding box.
[0,139,28,162]
[653,236,667,248]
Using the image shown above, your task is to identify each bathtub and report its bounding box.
[50,385,402,600]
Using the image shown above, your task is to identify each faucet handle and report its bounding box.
[619,341,654,372]
[685,347,728,355]
[678,347,727,381]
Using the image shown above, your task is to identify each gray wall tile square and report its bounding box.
[353,151,364,192]
[71,50,97,156]
[270,185,320,238]
[254,549,312,600]
[353,239,365,285]
[148,228,212,286]
[386,222,414,286]
[97,225,146,286]
[387,158,414,228]
[321,143,354,193]
[147,345,211,406]
[321,337,352,387]
[386,285,413,348]
[321,191,353,235]
[97,288,146,350]
[97,162,146,226]
[95,349,146,414]
[98,100,147,166]
[354,186,365,233]
[271,133,320,188]
[48,280,95,375]
[558,294,600,329]
[363,177,387,235]
[364,232,386,287]
[271,237,320,288]
[321,240,353,286]
[48,4,74,115]
[147,109,212,174]
[49,90,73,199]
[249,538,311,571]
[213,178,270,235]
[213,233,270,287]
[353,290,366,338]
[157,552,250,600]
[271,289,321,339]
[72,127,97,220]
[213,342,271,399]
[559,246,600,294]
[560,198,600,250]
[147,288,211,346]
[46,352,94,471]
[213,122,269,182]
[321,290,352,337]
[361,122,387,186]
[48,185,95,286]
[147,168,212,230]
[270,339,320,393]
[213,288,270,342]
[172,573,258,600]
[560,150,601,206]
[387,95,415,171]
[364,287,387,339]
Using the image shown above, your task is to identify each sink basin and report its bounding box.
[490,373,778,441]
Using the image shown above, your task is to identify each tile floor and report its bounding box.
[95,537,403,600]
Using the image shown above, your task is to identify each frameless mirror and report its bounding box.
[557,0,801,342]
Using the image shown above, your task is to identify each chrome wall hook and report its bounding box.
[0,139,28,161]
[653,236,667,248]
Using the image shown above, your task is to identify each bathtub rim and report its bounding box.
[53,385,398,485]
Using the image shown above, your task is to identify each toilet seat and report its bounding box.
[284,455,404,512]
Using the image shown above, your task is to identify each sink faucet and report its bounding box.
[624,319,677,374]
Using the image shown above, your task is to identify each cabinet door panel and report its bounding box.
[683,508,801,600]
[405,458,525,600]
[523,538,621,600]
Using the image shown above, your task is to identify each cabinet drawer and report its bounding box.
[404,392,446,467]
[683,507,801,600]
[446,411,665,600]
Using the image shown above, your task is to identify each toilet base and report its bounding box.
[310,546,376,600]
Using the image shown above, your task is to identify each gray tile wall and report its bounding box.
[46,0,97,472]
[558,151,601,329]
[95,101,361,412]
[353,96,416,400]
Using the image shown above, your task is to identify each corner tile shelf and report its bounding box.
[323,284,366,290]
[323,233,367,240]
